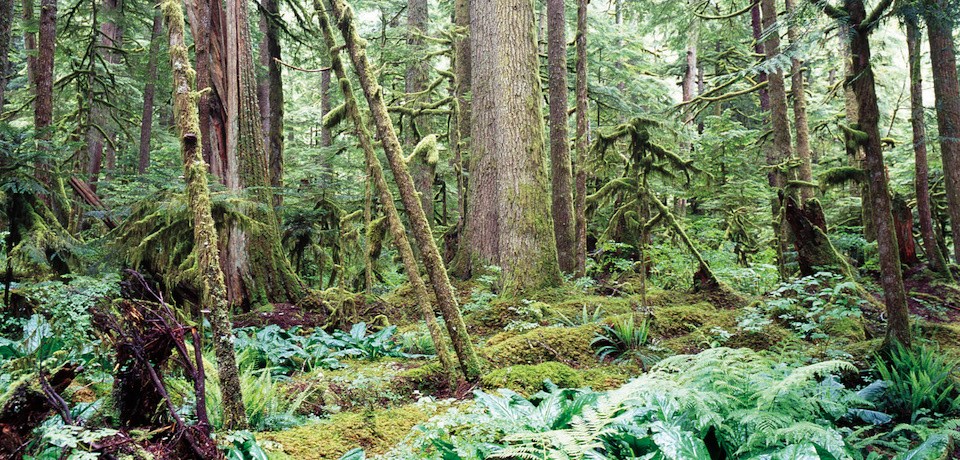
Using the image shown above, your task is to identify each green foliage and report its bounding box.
[554,305,605,327]
[591,315,654,365]
[220,431,272,460]
[27,424,119,460]
[387,348,876,460]
[481,363,583,396]
[873,344,960,423]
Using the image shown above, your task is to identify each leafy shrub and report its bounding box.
[591,315,653,365]
[199,364,317,431]
[874,344,960,422]
[325,323,419,360]
[553,305,604,327]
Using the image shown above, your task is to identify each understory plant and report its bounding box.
[873,344,960,423]
[383,347,940,460]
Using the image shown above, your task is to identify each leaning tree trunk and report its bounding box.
[924,0,960,264]
[547,0,575,273]
[760,0,793,278]
[161,0,247,429]
[844,0,910,348]
[470,0,563,292]
[905,16,952,277]
[257,0,284,206]
[326,0,483,381]
[224,0,302,307]
[315,4,459,382]
[785,0,814,202]
[138,8,163,175]
[574,0,589,278]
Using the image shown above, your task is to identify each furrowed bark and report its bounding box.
[574,0,589,278]
[905,16,951,277]
[161,0,247,429]
[326,0,483,381]
[785,0,814,202]
[547,0,576,273]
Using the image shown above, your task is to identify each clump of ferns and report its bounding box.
[109,189,259,293]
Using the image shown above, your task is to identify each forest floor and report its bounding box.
[226,271,960,459]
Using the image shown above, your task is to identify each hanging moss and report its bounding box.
[405,134,440,165]
[819,166,865,191]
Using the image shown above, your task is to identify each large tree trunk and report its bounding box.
[35,0,61,216]
[547,0,575,273]
[574,0,589,278]
[785,0,813,201]
[161,0,247,429]
[257,0,284,206]
[0,0,13,110]
[844,0,910,348]
[924,0,960,264]
[760,0,793,277]
[469,0,562,292]
[447,0,471,270]
[315,6,458,381]
[905,16,951,277]
[184,0,227,179]
[326,0,483,381]
[138,8,163,175]
[224,0,302,307]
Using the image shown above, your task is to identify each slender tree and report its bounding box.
[326,0,483,380]
[0,0,13,110]
[923,0,960,263]
[819,0,911,348]
[160,0,247,428]
[257,0,284,205]
[87,0,124,189]
[138,8,163,174]
[785,0,814,201]
[315,2,459,381]
[574,0,589,277]
[904,12,952,277]
[547,0,575,273]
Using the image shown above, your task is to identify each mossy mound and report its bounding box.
[482,325,599,367]
[578,365,634,390]
[481,362,583,395]
[918,321,960,356]
[260,404,435,459]
[822,316,867,343]
[548,295,639,322]
[727,325,799,350]
[650,303,737,338]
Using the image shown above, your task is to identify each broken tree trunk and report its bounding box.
[784,195,852,277]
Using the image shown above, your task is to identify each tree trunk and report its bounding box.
[893,194,920,267]
[924,0,960,264]
[34,0,60,216]
[257,0,284,206]
[87,0,123,189]
[760,0,793,278]
[138,8,163,174]
[905,16,951,277]
[406,0,434,220]
[784,196,851,277]
[326,0,483,381]
[0,0,14,111]
[224,0,302,307]
[469,0,563,292]
[184,0,228,179]
[844,0,910,348]
[161,0,247,429]
[785,0,813,201]
[448,0,471,269]
[750,3,770,111]
[574,0,589,278]
[547,0,575,273]
[316,7,459,382]
[320,68,332,147]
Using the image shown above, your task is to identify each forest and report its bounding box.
[2,0,960,456]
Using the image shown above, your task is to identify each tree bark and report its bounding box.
[224,0,302,307]
[574,0,589,278]
[750,3,770,111]
[924,0,960,264]
[315,5,459,381]
[905,16,951,277]
[257,0,284,206]
[0,0,13,111]
[161,0,247,429]
[447,0,471,270]
[547,0,575,273]
[34,0,58,213]
[326,0,483,381]
[785,0,813,201]
[406,0,435,220]
[844,0,911,348]
[760,0,793,278]
[469,0,563,292]
[87,0,123,189]
[320,68,332,147]
[138,8,164,174]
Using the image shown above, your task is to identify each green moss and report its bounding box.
[483,325,598,367]
[822,316,866,343]
[481,362,582,395]
[650,303,736,338]
[727,325,799,351]
[843,339,883,364]
[918,321,960,355]
[259,404,434,459]
[578,365,633,390]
